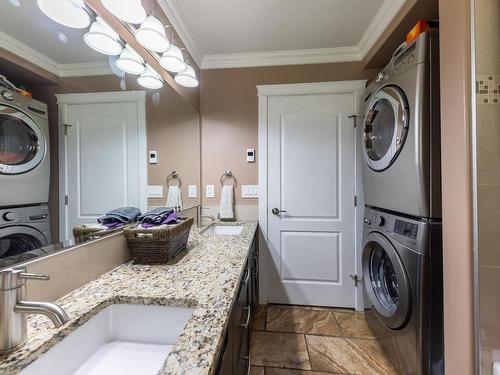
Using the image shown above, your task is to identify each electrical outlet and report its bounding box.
[206,185,215,198]
[241,185,258,198]
[147,185,163,198]
[188,185,197,198]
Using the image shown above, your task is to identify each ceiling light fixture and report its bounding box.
[159,45,187,73]
[84,16,122,56]
[37,0,91,29]
[135,16,170,53]
[101,0,146,24]
[174,65,198,88]
[138,64,163,90]
[116,44,145,75]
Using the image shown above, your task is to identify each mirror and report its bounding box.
[0,0,201,269]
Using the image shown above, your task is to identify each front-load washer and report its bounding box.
[361,30,441,219]
[0,88,50,207]
[362,206,443,375]
[0,204,50,262]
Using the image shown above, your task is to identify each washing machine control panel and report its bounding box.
[394,219,418,239]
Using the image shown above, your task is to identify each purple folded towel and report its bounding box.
[140,212,179,228]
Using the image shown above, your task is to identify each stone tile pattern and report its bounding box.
[250,305,397,375]
[477,75,500,104]
[0,222,258,375]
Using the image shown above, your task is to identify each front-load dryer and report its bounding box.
[0,89,50,207]
[361,30,441,219]
[0,204,50,261]
[362,206,443,375]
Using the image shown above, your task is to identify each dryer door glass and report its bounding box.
[362,232,411,329]
[363,86,409,171]
[0,106,45,175]
[0,226,48,259]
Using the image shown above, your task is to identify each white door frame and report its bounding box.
[56,91,147,242]
[257,80,367,310]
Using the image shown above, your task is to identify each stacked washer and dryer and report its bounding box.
[361,30,443,375]
[0,87,51,260]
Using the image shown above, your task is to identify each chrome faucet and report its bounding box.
[0,267,70,354]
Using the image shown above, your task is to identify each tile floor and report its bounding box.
[249,305,397,375]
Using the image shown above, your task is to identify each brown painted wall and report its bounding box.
[200,62,378,207]
[439,0,475,373]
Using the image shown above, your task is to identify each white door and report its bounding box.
[59,95,147,242]
[267,93,356,307]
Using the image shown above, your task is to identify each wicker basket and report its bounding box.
[73,225,126,244]
[123,217,194,264]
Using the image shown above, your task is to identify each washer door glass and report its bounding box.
[363,85,409,171]
[0,226,47,258]
[362,232,411,329]
[0,105,45,175]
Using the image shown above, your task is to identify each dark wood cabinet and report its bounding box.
[215,234,258,375]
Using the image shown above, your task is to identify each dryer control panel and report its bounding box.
[363,206,431,255]
[394,219,418,239]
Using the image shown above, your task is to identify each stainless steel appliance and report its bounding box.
[0,89,50,207]
[361,30,441,219]
[362,207,443,375]
[0,205,50,260]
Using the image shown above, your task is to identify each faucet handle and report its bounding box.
[19,272,50,281]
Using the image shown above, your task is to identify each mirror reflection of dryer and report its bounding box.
[0,88,50,208]
[0,205,51,265]
[362,206,443,375]
[361,30,441,219]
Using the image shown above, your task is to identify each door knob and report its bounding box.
[272,208,287,216]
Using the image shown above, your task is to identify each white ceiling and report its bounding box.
[158,0,408,69]
[0,0,110,77]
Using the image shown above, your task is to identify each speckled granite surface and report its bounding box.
[0,222,258,375]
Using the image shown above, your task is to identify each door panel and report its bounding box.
[63,102,143,241]
[79,116,127,215]
[268,93,356,307]
[281,110,339,218]
[281,231,340,282]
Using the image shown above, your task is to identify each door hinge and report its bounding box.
[354,195,358,207]
[349,274,363,287]
[348,114,358,128]
[63,123,72,135]
[64,195,68,205]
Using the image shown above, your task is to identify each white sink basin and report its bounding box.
[203,225,244,236]
[20,304,193,375]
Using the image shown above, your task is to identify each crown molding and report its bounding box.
[0,30,111,78]
[156,0,203,68]
[357,0,408,58]
[200,0,409,69]
[201,46,362,70]
[58,61,112,77]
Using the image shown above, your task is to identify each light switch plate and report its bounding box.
[206,185,215,198]
[147,185,163,198]
[241,185,258,198]
[188,185,197,198]
[149,150,158,164]
[246,148,255,163]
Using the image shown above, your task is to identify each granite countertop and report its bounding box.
[0,221,258,375]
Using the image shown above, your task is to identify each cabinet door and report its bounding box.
[215,333,232,375]
[250,237,259,310]
[233,262,251,374]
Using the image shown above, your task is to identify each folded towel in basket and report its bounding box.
[98,207,141,229]
[138,207,179,228]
